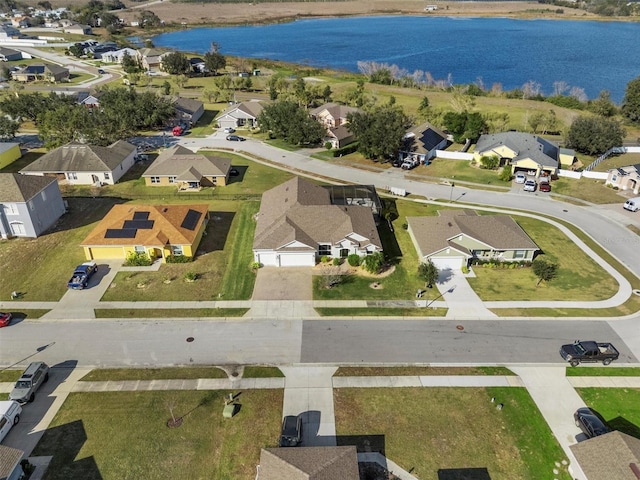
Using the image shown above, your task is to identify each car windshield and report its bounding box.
[574,343,586,354]
[16,380,30,389]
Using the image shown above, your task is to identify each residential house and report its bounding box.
[258,446,360,480]
[253,177,382,267]
[0,142,22,169]
[310,102,360,149]
[172,97,204,126]
[142,145,230,189]
[407,210,539,271]
[10,16,30,28]
[63,23,92,35]
[0,173,65,238]
[0,25,21,38]
[570,431,640,480]
[0,46,23,61]
[85,42,117,59]
[80,203,209,262]
[606,163,640,194]
[400,122,450,162]
[190,57,206,73]
[474,132,575,177]
[216,101,264,130]
[138,48,166,71]
[100,47,139,64]
[12,63,69,83]
[0,444,25,480]
[76,91,102,108]
[20,141,137,185]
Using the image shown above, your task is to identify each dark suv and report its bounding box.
[279,415,302,447]
[9,362,49,404]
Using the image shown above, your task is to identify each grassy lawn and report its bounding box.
[575,388,640,438]
[93,308,249,318]
[314,307,447,316]
[591,152,640,172]
[80,367,229,381]
[1,309,50,319]
[468,216,618,301]
[552,177,625,204]
[101,201,259,301]
[567,367,640,377]
[418,157,511,187]
[242,366,284,378]
[334,366,515,376]
[0,370,22,382]
[32,390,283,480]
[187,107,219,137]
[334,387,570,480]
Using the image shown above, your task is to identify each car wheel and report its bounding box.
[570,359,580,367]
[29,393,35,403]
[603,358,612,366]
[44,372,49,382]
[13,415,19,425]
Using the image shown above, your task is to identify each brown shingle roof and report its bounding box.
[259,446,359,480]
[81,204,208,247]
[0,444,24,479]
[310,103,360,120]
[143,145,230,178]
[570,431,640,480]
[20,141,136,173]
[0,173,57,202]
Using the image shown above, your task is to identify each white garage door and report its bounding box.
[279,253,315,267]
[257,252,278,267]
[430,257,463,271]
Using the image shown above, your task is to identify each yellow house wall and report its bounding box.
[0,144,22,169]
[144,177,174,186]
[85,246,126,260]
[475,145,517,162]
[559,153,574,168]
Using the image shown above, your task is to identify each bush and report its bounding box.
[251,261,261,270]
[347,254,361,267]
[166,254,192,263]
[324,141,333,150]
[499,166,513,182]
[320,255,329,263]
[362,252,384,274]
[332,257,342,266]
[331,142,359,157]
[461,265,469,274]
[184,271,198,282]
[124,252,152,266]
[480,155,500,170]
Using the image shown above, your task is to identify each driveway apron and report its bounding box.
[435,269,497,318]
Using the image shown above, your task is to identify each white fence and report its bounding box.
[435,150,473,161]
[585,146,640,171]
[558,170,608,180]
[557,170,581,179]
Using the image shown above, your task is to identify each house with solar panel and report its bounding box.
[399,123,450,164]
[80,204,209,262]
[20,141,138,186]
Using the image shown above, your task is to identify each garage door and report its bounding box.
[430,257,463,271]
[257,252,278,267]
[279,253,315,267]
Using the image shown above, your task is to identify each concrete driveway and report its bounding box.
[252,267,313,300]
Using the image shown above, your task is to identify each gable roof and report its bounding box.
[0,173,57,202]
[475,132,561,168]
[81,203,209,247]
[407,210,538,257]
[173,97,203,115]
[219,101,264,119]
[310,103,359,120]
[328,125,353,141]
[259,446,360,480]
[20,141,136,173]
[254,177,381,251]
[570,431,640,480]
[0,46,19,56]
[142,145,230,178]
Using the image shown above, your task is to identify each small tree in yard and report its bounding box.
[499,165,513,182]
[532,258,558,286]
[362,252,384,274]
[479,155,500,170]
[418,260,439,288]
[319,265,347,289]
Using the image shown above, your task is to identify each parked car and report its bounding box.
[539,178,551,192]
[0,312,11,328]
[574,407,610,439]
[623,197,640,212]
[9,362,49,404]
[226,135,245,142]
[515,172,527,184]
[279,415,302,447]
[0,401,22,442]
[523,179,537,192]
[223,127,236,134]
[67,261,98,290]
[229,168,239,177]
[559,340,619,367]
[97,68,105,74]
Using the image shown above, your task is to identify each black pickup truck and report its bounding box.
[560,340,619,367]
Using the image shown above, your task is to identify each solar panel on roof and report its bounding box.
[105,228,137,239]
[181,209,202,230]
[133,211,150,220]
[123,220,154,230]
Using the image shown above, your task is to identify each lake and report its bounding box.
[151,16,640,102]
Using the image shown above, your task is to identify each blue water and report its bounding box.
[151,16,640,102]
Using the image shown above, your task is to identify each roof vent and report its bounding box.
[163,208,168,212]
[448,222,453,227]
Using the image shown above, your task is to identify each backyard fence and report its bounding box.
[435,151,474,161]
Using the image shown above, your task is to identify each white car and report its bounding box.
[523,179,537,192]
[515,172,526,184]
[223,127,236,134]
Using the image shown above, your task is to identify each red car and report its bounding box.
[539,181,551,192]
[0,312,12,328]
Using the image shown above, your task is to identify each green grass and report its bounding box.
[334,366,515,376]
[32,390,283,480]
[0,370,22,382]
[591,152,640,172]
[93,308,249,318]
[80,367,229,381]
[551,177,626,204]
[314,307,447,316]
[242,366,284,378]
[576,388,640,438]
[334,387,570,480]
[1,309,50,319]
[418,157,512,187]
[468,216,618,301]
[567,367,640,376]
[187,107,219,137]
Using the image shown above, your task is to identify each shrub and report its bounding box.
[324,141,333,150]
[461,265,469,274]
[251,261,261,270]
[184,271,198,282]
[166,254,191,263]
[124,252,152,266]
[320,255,329,263]
[347,254,361,267]
[332,257,342,266]
[362,252,384,274]
[498,166,513,182]
[480,155,500,170]
[331,142,359,157]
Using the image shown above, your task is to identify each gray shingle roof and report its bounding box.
[570,431,640,480]
[220,101,264,119]
[259,446,360,480]
[475,132,560,168]
[0,173,57,202]
[142,145,230,178]
[173,97,203,115]
[20,141,136,173]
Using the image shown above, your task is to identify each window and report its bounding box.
[171,245,183,255]
[168,176,177,184]
[318,244,331,256]
[10,222,25,235]
[3,203,18,215]
[150,176,160,184]
[68,172,78,180]
[104,172,110,180]
[340,248,349,258]
[513,250,526,259]
[134,246,145,253]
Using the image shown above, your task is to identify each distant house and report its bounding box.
[63,23,92,35]
[258,446,360,480]
[0,25,21,38]
[142,145,230,189]
[81,203,209,263]
[253,177,382,267]
[12,63,69,83]
[216,101,264,129]
[139,48,166,71]
[570,431,640,480]
[20,141,137,185]
[474,132,575,177]
[0,173,66,238]
[0,444,25,480]
[407,209,539,271]
[189,57,206,73]
[606,163,640,195]
[173,97,204,126]
[76,91,102,108]
[310,103,360,149]
[0,142,22,169]
[11,16,31,28]
[100,47,139,64]
[0,46,23,61]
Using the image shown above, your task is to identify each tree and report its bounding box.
[622,76,640,124]
[121,51,142,74]
[137,10,162,28]
[566,116,625,155]
[37,0,52,9]
[499,165,513,182]
[0,116,19,139]
[479,155,499,170]
[161,52,190,75]
[347,105,409,161]
[362,252,384,274]
[68,43,85,57]
[532,258,558,287]
[258,100,325,145]
[162,81,171,95]
[203,51,226,75]
[418,260,439,288]
[418,95,430,119]
[589,90,617,117]
[442,111,487,143]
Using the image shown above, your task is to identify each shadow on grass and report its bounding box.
[227,165,247,184]
[336,433,386,455]
[45,197,128,235]
[608,416,640,439]
[198,212,235,253]
[438,468,491,480]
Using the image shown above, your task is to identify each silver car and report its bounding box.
[9,362,49,404]
[523,179,537,192]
